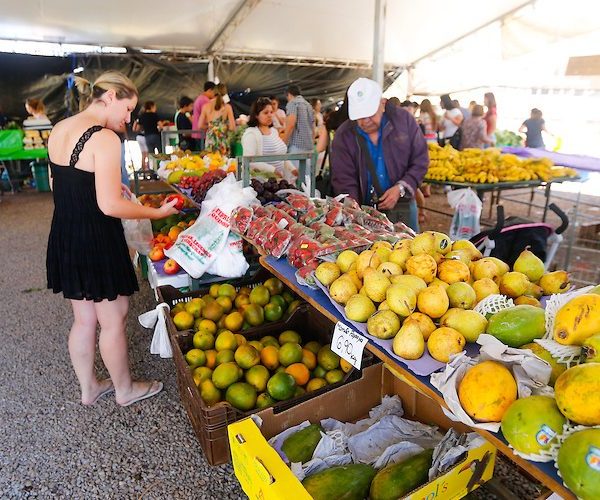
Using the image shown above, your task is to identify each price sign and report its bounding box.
[331,322,368,370]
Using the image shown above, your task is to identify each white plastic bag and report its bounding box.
[447,188,482,240]
[205,233,249,278]
[165,174,257,278]
[138,303,172,358]
[121,187,153,254]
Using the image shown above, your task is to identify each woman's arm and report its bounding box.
[227,104,236,132]
[479,122,494,145]
[94,131,179,220]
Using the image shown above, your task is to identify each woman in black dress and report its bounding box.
[47,71,179,406]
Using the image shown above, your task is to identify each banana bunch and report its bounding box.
[426,144,577,184]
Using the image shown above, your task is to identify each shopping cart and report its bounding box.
[470,203,569,269]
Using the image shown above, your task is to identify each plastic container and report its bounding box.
[30,161,50,192]
[170,303,376,465]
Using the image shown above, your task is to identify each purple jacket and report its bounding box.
[330,102,429,204]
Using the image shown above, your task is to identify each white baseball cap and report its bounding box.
[347,77,383,120]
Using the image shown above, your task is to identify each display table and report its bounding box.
[427,176,580,222]
[259,255,574,499]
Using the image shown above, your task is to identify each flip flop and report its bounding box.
[84,379,115,406]
[119,381,163,407]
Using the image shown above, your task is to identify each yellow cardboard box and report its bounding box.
[229,364,496,500]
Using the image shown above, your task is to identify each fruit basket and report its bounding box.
[170,303,377,465]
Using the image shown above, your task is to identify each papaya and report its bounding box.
[370,449,434,500]
[501,396,566,454]
[557,429,600,500]
[302,464,376,500]
[554,363,600,426]
[458,361,517,422]
[582,334,600,363]
[281,424,323,464]
[485,305,545,347]
[520,342,566,386]
[553,294,600,345]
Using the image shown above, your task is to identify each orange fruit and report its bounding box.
[260,345,280,370]
[215,330,237,351]
[197,319,217,335]
[340,358,353,373]
[225,312,244,332]
[234,333,246,346]
[301,349,317,370]
[278,343,303,367]
[234,344,260,369]
[168,226,183,241]
[173,311,194,330]
[215,296,233,313]
[306,378,327,392]
[204,349,217,369]
[184,348,206,368]
[285,363,310,386]
[317,345,340,370]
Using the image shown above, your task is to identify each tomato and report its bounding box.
[163,194,185,210]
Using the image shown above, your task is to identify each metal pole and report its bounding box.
[208,56,215,82]
[372,0,386,86]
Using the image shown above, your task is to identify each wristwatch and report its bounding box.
[396,182,406,198]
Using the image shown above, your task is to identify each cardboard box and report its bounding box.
[229,364,496,500]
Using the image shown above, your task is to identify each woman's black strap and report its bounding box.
[69,125,104,167]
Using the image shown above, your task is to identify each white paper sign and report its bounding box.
[332,322,368,369]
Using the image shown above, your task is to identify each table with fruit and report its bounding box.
[152,169,597,498]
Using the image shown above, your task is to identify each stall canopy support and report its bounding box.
[372,0,387,86]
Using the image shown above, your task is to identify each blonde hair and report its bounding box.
[75,71,138,111]
[214,83,228,111]
[26,98,46,115]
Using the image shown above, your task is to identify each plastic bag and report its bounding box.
[447,188,482,240]
[205,233,249,278]
[165,174,257,278]
[121,187,153,254]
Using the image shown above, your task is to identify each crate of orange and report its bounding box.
[170,302,377,465]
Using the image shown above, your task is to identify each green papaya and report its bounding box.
[281,424,323,464]
[486,305,546,347]
[302,464,376,500]
[370,449,434,500]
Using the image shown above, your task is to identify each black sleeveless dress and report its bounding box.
[46,126,139,301]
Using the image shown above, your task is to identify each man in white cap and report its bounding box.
[330,77,428,230]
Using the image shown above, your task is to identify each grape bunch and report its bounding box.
[178,170,227,204]
[250,177,295,205]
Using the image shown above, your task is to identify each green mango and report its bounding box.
[486,305,546,347]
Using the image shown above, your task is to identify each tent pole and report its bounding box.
[208,56,215,82]
[372,0,386,86]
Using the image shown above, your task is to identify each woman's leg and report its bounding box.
[95,296,161,405]
[69,299,113,405]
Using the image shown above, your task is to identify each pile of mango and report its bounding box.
[316,231,572,363]
[184,328,352,411]
[425,143,577,183]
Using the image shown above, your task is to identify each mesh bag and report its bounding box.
[474,294,514,316]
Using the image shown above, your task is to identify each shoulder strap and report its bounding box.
[354,125,384,196]
[69,125,103,167]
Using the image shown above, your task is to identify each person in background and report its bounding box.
[47,71,179,407]
[460,104,494,149]
[241,97,294,180]
[453,99,471,120]
[199,83,236,155]
[134,101,165,154]
[519,108,550,149]
[484,92,497,141]
[417,99,438,140]
[269,95,287,133]
[311,98,324,129]
[468,100,477,114]
[24,98,51,127]
[325,90,349,132]
[387,97,401,107]
[400,100,418,115]
[191,81,216,146]
[440,94,463,148]
[330,78,428,231]
[174,96,194,151]
[282,85,315,158]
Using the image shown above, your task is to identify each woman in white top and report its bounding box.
[440,94,463,140]
[269,96,287,133]
[241,97,296,181]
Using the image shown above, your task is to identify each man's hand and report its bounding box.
[378,184,403,210]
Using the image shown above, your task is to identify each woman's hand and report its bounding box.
[155,198,180,218]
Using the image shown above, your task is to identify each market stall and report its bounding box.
[142,168,599,500]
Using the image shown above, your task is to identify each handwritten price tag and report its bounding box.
[331,322,368,370]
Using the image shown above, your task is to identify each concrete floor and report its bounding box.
[0,191,244,499]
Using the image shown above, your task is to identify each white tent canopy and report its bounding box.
[1,0,531,66]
